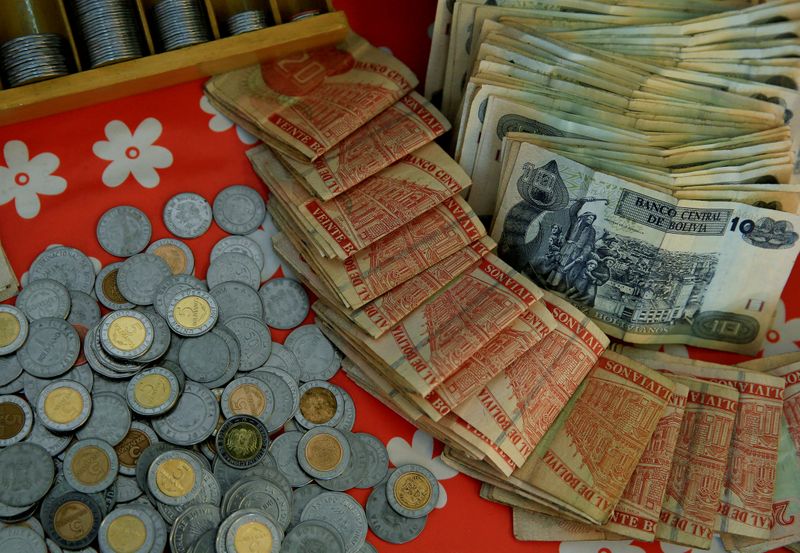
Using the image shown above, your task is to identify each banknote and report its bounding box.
[424,0,455,104]
[0,240,18,302]
[491,140,800,354]
[205,33,417,160]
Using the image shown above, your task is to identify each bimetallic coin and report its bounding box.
[17,318,80,378]
[206,252,260,291]
[334,386,356,432]
[295,381,344,429]
[94,263,134,311]
[0,443,55,506]
[386,464,439,519]
[317,432,368,492]
[41,491,102,550]
[147,450,203,506]
[365,480,426,544]
[250,367,300,433]
[23,418,71,456]
[152,382,219,446]
[67,290,101,328]
[63,439,119,494]
[212,185,266,235]
[223,510,283,553]
[154,274,206,319]
[76,392,131,446]
[290,484,325,528]
[35,380,92,432]
[258,279,309,330]
[209,281,262,323]
[215,415,270,469]
[169,503,220,553]
[126,503,166,553]
[96,206,152,258]
[0,307,28,357]
[147,238,195,275]
[285,325,338,381]
[223,316,272,371]
[134,442,178,495]
[269,432,312,488]
[157,469,220,525]
[0,354,24,387]
[116,254,171,306]
[126,367,180,416]
[178,332,230,383]
[98,506,155,553]
[300,492,367,553]
[167,289,218,337]
[0,395,32,446]
[354,433,389,489]
[163,193,213,239]
[282,521,345,553]
[297,426,350,481]
[134,307,171,364]
[29,246,95,294]
[210,236,264,271]
[0,525,47,553]
[99,310,154,360]
[16,279,71,321]
[24,367,93,407]
[114,421,159,477]
[220,376,275,425]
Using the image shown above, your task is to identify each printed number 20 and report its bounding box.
[730,217,755,235]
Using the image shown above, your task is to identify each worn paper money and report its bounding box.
[0,240,18,302]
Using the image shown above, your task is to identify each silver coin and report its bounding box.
[215,415,270,469]
[295,380,344,429]
[40,490,102,549]
[300,492,367,553]
[152,381,219,446]
[211,454,281,495]
[220,376,275,425]
[223,509,283,552]
[250,367,300,432]
[92,373,128,396]
[17,318,80,378]
[201,327,241,389]
[99,309,154,360]
[16,279,70,320]
[35,380,92,432]
[23,418,71,456]
[166,289,219,337]
[297,427,350,481]
[83,325,140,380]
[98,506,155,553]
[366,479,426,544]
[115,421,159,477]
[261,343,302,383]
[212,185,266,235]
[285,326,338,381]
[208,281,262,323]
[0,517,44,538]
[179,331,230,383]
[115,475,143,503]
[94,263,134,311]
[161,360,187,392]
[0,526,47,553]
[223,316,271,371]
[357,542,378,553]
[147,237,196,275]
[163,193,213,239]
[158,469,220,524]
[222,476,291,529]
[269,432,312,488]
[386,464,440,519]
[188,528,215,553]
[0,354,24,387]
[46,538,64,553]
[258,278,309,330]
[63,439,119,493]
[283,418,301,432]
[96,206,152,258]
[126,367,180,416]
[0,499,36,523]
[290,484,325,527]
[169,503,220,553]
[282,520,346,553]
[153,273,205,318]
[0,306,28,357]
[76,392,131,445]
[134,441,178,494]
[0,395,32,446]
[334,386,356,432]
[316,431,367,492]
[125,502,166,553]
[116,253,172,306]
[206,252,261,290]
[210,236,264,271]
[354,433,389,489]
[134,307,171,363]
[29,246,96,294]
[147,449,204,506]
[67,290,101,328]
[0,443,55,506]
[91,480,118,517]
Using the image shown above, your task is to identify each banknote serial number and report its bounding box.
[615,191,734,235]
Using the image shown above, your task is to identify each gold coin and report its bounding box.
[134,374,172,408]
[299,387,337,424]
[115,428,152,469]
[54,500,94,541]
[394,472,432,510]
[108,316,147,351]
[103,269,127,304]
[0,312,20,348]
[152,244,187,275]
[44,387,84,424]
[304,434,342,472]
[107,514,147,553]
[224,423,263,461]
[173,296,211,329]
[72,446,111,486]
[156,458,196,498]
[228,384,267,417]
[234,521,273,553]
[0,402,24,440]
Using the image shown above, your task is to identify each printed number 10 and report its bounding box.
[730,217,755,235]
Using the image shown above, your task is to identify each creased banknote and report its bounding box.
[0,241,18,302]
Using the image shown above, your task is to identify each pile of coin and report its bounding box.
[153,0,211,52]
[0,33,70,88]
[75,0,144,68]
[0,184,441,552]
[226,10,268,36]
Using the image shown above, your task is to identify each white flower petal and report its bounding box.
[386,436,416,467]
[411,429,434,458]
[144,145,173,169]
[14,191,41,219]
[104,120,133,143]
[92,139,121,161]
[235,126,259,145]
[435,482,447,508]
[29,175,67,196]
[28,151,60,176]
[131,163,160,189]
[0,166,14,205]
[102,160,131,188]
[4,140,29,166]
[132,117,164,148]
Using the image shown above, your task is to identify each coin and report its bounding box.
[258,278,309,330]
[76,392,131,445]
[216,415,270,469]
[163,193,213,239]
[147,450,204,506]
[67,291,101,328]
[211,455,282,497]
[16,279,71,321]
[114,421,159,477]
[126,503,166,553]
[220,376,275,425]
[94,263,134,311]
[282,520,346,553]
[223,316,272,371]
[169,503,220,553]
[154,274,206,319]
[157,469,220,524]
[96,206,152,258]
[285,326,338,381]
[134,442,178,495]
[29,246,96,294]
[206,282,262,324]
[167,289,218,337]
[297,427,350,481]
[295,381,344,429]
[249,367,300,432]
[202,327,241,389]
[210,236,264,271]
[147,238,196,275]
[188,528,215,553]
[0,517,45,538]
[115,475,143,504]
[35,380,92,432]
[221,476,291,528]
[125,368,177,416]
[300,492,367,553]
[261,344,302,383]
[0,443,55,506]
[63,439,119,494]
[206,252,261,290]
[365,478,426,544]
[354,434,389,489]
[223,509,283,553]
[116,254,172,306]
[0,525,47,553]
[99,310,154,360]
[0,353,23,387]
[98,506,155,553]
[0,395,32,446]
[269,432,312,488]
[334,386,356,432]
[290,484,325,528]
[152,381,219,446]
[23,418,71,456]
[41,490,102,550]
[0,306,28,357]
[318,432,368,492]
[134,307,171,364]
[17,318,80,378]
[386,464,439,519]
[212,185,266,235]
[83,325,140,380]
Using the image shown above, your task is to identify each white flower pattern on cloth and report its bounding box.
[245,210,296,282]
[199,95,258,145]
[386,430,458,509]
[660,535,728,553]
[760,299,800,356]
[0,140,67,219]
[20,244,102,287]
[93,118,173,188]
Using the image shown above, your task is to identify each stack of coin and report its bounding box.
[153,0,211,52]
[0,33,69,88]
[75,0,144,68]
[226,9,268,35]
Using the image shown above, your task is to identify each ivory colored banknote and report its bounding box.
[0,240,18,302]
